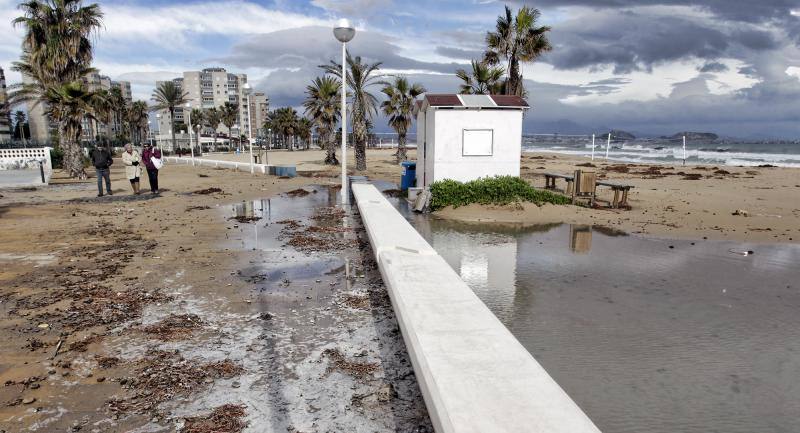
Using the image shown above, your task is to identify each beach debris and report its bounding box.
[729,249,755,256]
[107,349,243,416]
[381,188,404,197]
[732,209,749,217]
[286,188,312,197]
[179,404,248,433]
[51,338,64,359]
[142,314,204,341]
[186,205,212,211]
[229,215,261,223]
[95,355,120,368]
[604,164,630,173]
[576,162,596,167]
[193,187,223,195]
[323,348,379,378]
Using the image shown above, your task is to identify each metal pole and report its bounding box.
[591,134,595,161]
[188,111,195,166]
[605,133,611,160]
[247,93,254,174]
[341,41,348,205]
[682,135,687,166]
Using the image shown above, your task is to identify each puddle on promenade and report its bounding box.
[214,186,432,432]
[392,199,800,433]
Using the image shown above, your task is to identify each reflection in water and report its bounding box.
[570,225,592,254]
[397,208,800,433]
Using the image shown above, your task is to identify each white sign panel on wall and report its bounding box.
[462,129,493,156]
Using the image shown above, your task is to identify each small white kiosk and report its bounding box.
[415,94,528,188]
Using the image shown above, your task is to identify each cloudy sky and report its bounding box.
[1,0,799,138]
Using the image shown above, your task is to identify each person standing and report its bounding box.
[142,143,162,194]
[121,143,143,195]
[90,145,113,197]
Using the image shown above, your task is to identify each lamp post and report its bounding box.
[334,18,355,205]
[155,114,162,153]
[185,103,195,165]
[243,83,254,174]
[232,124,239,153]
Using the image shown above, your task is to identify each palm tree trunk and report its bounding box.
[396,133,407,164]
[325,131,338,165]
[169,108,177,152]
[61,123,86,179]
[508,57,521,96]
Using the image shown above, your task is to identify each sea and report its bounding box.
[522,135,800,168]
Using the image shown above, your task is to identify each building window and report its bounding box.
[462,129,494,156]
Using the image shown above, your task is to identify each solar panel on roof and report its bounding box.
[457,94,497,108]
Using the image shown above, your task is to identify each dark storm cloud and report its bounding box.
[544,10,775,73]
[434,46,485,60]
[508,0,800,24]
[697,61,728,73]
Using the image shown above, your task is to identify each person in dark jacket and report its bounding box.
[142,143,162,194]
[90,146,113,197]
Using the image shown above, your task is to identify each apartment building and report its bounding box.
[80,72,133,141]
[0,67,11,141]
[155,68,268,142]
[25,71,132,143]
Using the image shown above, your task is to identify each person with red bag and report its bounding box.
[142,143,163,195]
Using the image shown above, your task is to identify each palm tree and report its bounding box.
[219,102,238,148]
[484,5,552,97]
[150,81,188,152]
[10,0,103,177]
[297,117,312,150]
[189,108,206,151]
[108,86,127,139]
[456,60,506,95]
[266,107,300,150]
[381,77,425,164]
[204,107,222,150]
[322,53,384,171]
[127,100,148,145]
[303,76,341,164]
[13,111,28,144]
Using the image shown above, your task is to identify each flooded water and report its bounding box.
[397,207,800,433]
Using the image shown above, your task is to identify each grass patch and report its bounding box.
[429,176,570,210]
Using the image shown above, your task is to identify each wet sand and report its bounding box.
[1,147,798,430]
[0,155,431,432]
[209,149,800,243]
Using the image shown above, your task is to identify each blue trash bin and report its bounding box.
[400,161,416,191]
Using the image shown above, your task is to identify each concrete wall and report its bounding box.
[417,109,522,188]
[0,148,53,186]
[352,183,601,433]
[164,156,268,174]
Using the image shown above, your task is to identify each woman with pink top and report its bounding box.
[142,143,163,194]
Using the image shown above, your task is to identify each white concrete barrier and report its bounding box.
[163,156,268,174]
[0,148,53,186]
[352,183,601,433]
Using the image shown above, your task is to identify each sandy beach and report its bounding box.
[199,148,800,243]
[0,146,797,430]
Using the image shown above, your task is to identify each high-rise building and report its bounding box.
[0,67,11,142]
[80,72,133,141]
[25,71,132,143]
[155,68,268,143]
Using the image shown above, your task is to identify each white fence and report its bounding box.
[0,148,53,186]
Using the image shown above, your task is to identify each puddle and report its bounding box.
[0,252,58,266]
[391,204,800,433]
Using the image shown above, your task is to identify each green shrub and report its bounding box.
[429,176,570,210]
[50,146,64,169]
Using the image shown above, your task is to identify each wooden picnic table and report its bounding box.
[596,180,634,208]
[543,172,575,194]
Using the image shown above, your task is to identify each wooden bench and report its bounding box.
[543,172,575,194]
[596,180,634,208]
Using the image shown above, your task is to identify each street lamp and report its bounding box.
[155,113,162,153]
[185,103,195,165]
[243,83,254,174]
[334,18,355,205]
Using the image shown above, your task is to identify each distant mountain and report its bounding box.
[595,129,636,141]
[667,131,719,141]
